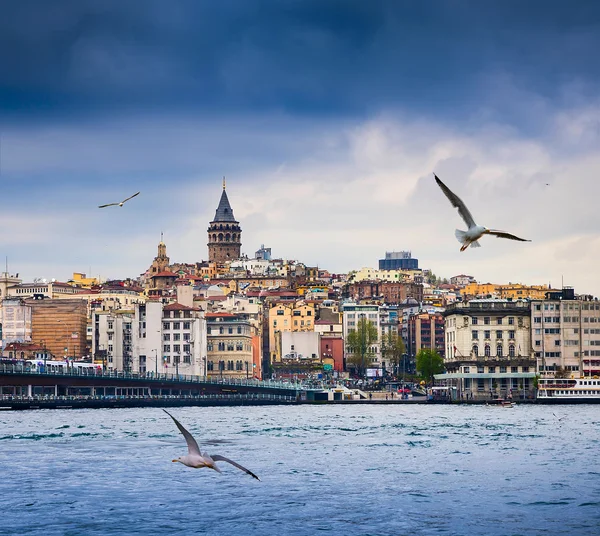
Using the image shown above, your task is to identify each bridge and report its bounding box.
[0,363,314,406]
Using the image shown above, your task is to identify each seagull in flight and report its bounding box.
[98,191,140,209]
[434,174,531,251]
[163,410,260,480]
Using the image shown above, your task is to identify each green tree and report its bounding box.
[380,331,406,377]
[346,317,379,378]
[415,348,444,384]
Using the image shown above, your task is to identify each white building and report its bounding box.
[280,331,320,360]
[439,299,535,398]
[341,302,382,373]
[531,289,600,379]
[92,301,207,377]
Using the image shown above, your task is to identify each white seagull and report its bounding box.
[163,410,260,480]
[98,191,140,209]
[434,174,530,251]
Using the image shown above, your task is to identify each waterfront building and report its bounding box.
[28,298,88,360]
[378,251,419,271]
[206,312,257,379]
[93,310,134,371]
[439,299,534,398]
[350,267,408,283]
[530,288,600,379]
[208,179,242,263]
[0,298,32,347]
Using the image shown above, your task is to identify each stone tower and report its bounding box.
[149,233,170,274]
[207,179,242,263]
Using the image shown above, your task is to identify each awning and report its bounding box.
[434,372,536,380]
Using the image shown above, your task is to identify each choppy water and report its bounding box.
[1,404,599,535]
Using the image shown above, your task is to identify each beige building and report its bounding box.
[531,289,600,379]
[268,301,316,364]
[440,299,535,398]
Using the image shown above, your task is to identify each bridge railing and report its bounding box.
[0,392,297,403]
[0,363,314,390]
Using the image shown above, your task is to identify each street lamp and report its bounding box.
[245,361,249,380]
[202,356,207,381]
[153,348,158,376]
[175,353,180,377]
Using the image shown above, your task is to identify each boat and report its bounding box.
[537,377,600,403]
[501,401,514,408]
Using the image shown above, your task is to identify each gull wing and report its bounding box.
[486,229,530,242]
[163,410,201,456]
[98,203,119,208]
[210,454,261,481]
[121,191,141,204]
[434,174,477,229]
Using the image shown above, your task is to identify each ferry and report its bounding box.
[537,377,600,403]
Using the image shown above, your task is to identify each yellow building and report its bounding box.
[498,284,554,300]
[268,301,316,364]
[350,267,408,283]
[462,282,498,298]
[68,273,100,289]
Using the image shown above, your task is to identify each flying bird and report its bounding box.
[434,174,531,251]
[163,410,260,480]
[98,191,140,208]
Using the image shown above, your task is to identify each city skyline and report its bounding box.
[2,1,599,295]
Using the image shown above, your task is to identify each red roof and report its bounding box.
[163,302,200,311]
[152,271,178,278]
[205,312,238,319]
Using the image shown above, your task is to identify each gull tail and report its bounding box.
[455,229,468,246]
[470,240,481,248]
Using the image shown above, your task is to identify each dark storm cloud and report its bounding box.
[1,0,600,118]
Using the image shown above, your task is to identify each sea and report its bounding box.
[1,404,599,536]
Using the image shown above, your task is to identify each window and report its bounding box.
[535,340,541,346]
[183,333,190,341]
[183,344,190,353]
[509,331,515,339]
[276,309,285,316]
[472,317,478,325]
[207,342,213,351]
[497,317,503,325]
[484,317,490,325]
[496,331,503,339]
[496,344,502,357]
[511,367,518,373]
[484,345,491,357]
[484,330,491,339]
[500,366,507,373]
[509,344,515,357]
[173,333,180,341]
[173,322,180,330]
[163,344,170,352]
[508,317,514,325]
[472,330,479,340]
[163,333,170,341]
[174,344,180,353]
[183,322,190,330]
[163,322,169,330]
[207,361,214,371]
[472,345,479,356]
[237,326,242,334]
[228,327,233,334]
[488,366,495,373]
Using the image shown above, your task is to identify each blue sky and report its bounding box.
[2,1,600,295]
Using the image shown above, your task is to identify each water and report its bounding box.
[1,404,599,535]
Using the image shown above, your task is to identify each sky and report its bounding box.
[1,1,600,296]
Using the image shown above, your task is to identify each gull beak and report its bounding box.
[172,459,178,463]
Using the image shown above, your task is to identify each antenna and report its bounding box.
[223,176,226,190]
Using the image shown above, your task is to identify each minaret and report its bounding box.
[207,178,242,263]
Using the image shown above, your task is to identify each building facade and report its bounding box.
[440,299,535,398]
[531,288,600,379]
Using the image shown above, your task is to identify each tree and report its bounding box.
[346,318,379,378]
[380,331,406,377]
[415,348,444,384]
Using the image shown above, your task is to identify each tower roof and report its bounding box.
[213,187,237,222]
